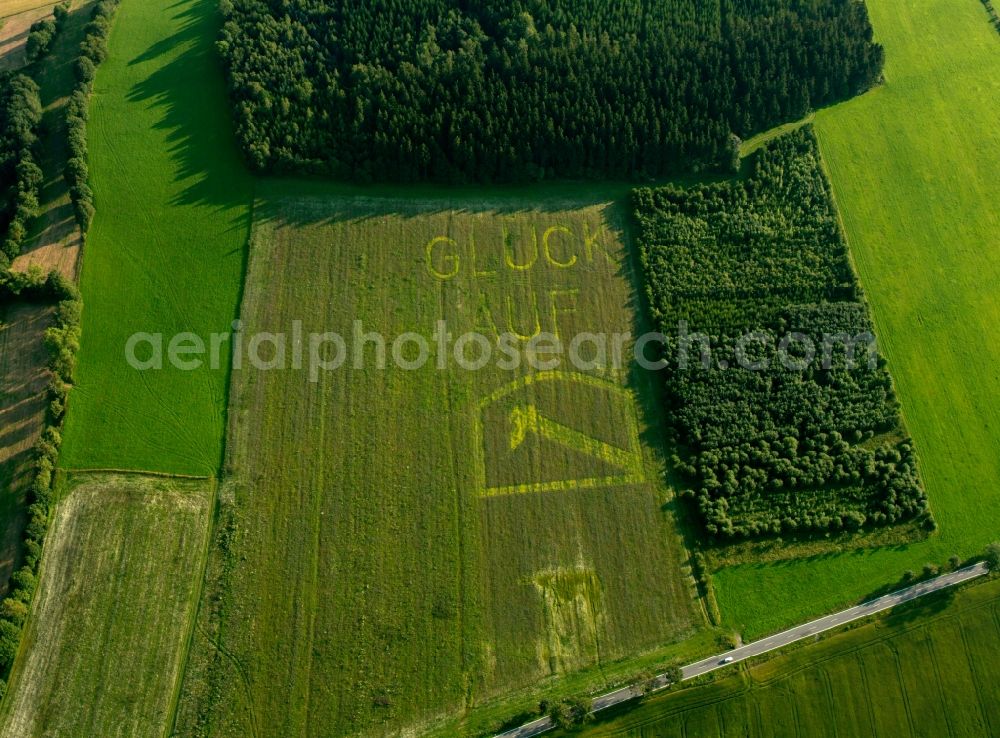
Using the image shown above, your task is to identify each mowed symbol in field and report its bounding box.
[477,372,645,497]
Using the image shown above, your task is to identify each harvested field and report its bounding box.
[0,473,214,737]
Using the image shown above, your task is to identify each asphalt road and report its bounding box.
[495,563,989,738]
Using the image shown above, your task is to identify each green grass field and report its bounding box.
[0,473,213,737]
[57,0,253,475]
[575,576,1000,737]
[713,0,1000,637]
[173,185,702,737]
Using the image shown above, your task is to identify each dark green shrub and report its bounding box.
[26,18,57,62]
[0,621,21,671]
[549,696,593,731]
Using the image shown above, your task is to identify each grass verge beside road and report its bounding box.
[575,574,1000,737]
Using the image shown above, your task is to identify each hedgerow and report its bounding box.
[65,0,120,233]
[634,127,931,540]
[0,268,81,689]
[26,3,70,63]
[26,19,57,63]
[0,74,43,268]
[0,0,117,668]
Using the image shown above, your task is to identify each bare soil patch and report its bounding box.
[0,5,55,71]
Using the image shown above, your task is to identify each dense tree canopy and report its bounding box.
[634,129,930,539]
[217,0,884,182]
[0,73,43,267]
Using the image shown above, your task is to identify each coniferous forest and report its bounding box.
[217,0,884,182]
[634,129,930,540]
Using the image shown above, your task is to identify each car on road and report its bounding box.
[720,656,735,664]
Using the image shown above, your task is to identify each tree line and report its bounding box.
[0,0,120,691]
[66,0,120,233]
[0,269,81,689]
[634,128,931,540]
[0,1,73,270]
[216,0,884,182]
[26,3,71,64]
[0,74,43,268]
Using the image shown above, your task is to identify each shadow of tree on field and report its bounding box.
[16,2,97,277]
[882,587,957,628]
[123,0,252,230]
[118,0,725,238]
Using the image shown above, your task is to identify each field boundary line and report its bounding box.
[167,187,259,737]
[162,476,219,738]
[60,467,212,480]
[0,2,58,21]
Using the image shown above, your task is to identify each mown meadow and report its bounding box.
[713,0,1000,637]
[574,576,1000,737]
[173,186,702,737]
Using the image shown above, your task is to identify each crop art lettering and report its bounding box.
[425,223,614,281]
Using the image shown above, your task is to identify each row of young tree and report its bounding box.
[634,131,858,334]
[0,269,81,689]
[0,74,43,268]
[216,0,884,182]
[65,0,120,232]
[634,128,930,540]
